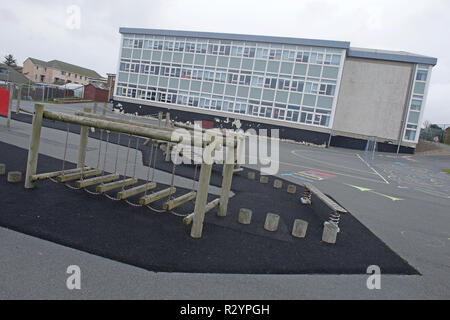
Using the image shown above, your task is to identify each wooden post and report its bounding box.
[190,161,213,238]
[16,85,22,114]
[165,112,170,127]
[218,145,235,217]
[158,112,163,127]
[93,102,98,114]
[25,104,44,189]
[102,102,107,116]
[77,107,91,168]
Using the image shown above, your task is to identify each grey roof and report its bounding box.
[119,27,437,66]
[119,27,351,49]
[0,64,32,84]
[348,47,437,66]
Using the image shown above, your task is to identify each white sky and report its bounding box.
[1,0,449,124]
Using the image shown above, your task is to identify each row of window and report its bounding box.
[404,65,430,141]
[123,38,342,65]
[119,63,336,95]
[116,85,330,127]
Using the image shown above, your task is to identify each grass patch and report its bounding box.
[443,170,450,174]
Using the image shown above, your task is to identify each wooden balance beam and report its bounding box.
[30,167,90,182]
[117,182,157,200]
[163,191,197,211]
[96,178,138,193]
[75,173,120,188]
[56,169,103,183]
[139,187,176,206]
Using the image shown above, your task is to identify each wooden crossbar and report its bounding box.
[139,187,176,205]
[183,199,220,225]
[96,178,138,193]
[75,173,120,188]
[56,169,102,183]
[116,182,157,200]
[31,167,90,182]
[163,191,197,211]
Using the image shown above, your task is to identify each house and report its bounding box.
[83,83,109,102]
[22,58,102,85]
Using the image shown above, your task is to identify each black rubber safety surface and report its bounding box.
[0,140,418,275]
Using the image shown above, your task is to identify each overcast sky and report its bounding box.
[1,0,448,124]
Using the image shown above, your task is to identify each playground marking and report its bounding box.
[356,154,390,185]
[344,184,403,202]
[281,173,315,183]
[292,150,378,175]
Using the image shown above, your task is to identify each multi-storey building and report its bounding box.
[113,28,437,153]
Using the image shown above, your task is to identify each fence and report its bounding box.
[0,82,77,103]
[420,125,450,143]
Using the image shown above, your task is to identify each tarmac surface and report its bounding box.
[0,100,449,299]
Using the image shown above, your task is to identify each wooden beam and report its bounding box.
[163,191,196,211]
[25,104,44,189]
[139,187,176,205]
[75,173,119,188]
[56,169,102,183]
[96,178,138,193]
[183,199,219,225]
[116,182,157,200]
[31,167,90,182]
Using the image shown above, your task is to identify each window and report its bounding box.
[256,48,268,59]
[227,73,238,84]
[269,49,281,60]
[291,80,304,92]
[282,50,295,61]
[123,38,133,48]
[181,68,192,79]
[243,47,256,58]
[133,39,143,49]
[239,75,251,86]
[264,78,277,89]
[130,62,140,73]
[278,79,290,90]
[416,70,428,81]
[153,40,163,50]
[174,41,185,52]
[411,99,422,111]
[140,63,150,74]
[251,76,264,87]
[143,40,152,49]
[170,67,181,77]
[231,46,243,57]
[215,71,227,83]
[150,65,160,75]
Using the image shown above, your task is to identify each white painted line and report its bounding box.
[356,154,390,185]
[291,150,378,175]
[245,154,389,184]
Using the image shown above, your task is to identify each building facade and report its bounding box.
[113,28,437,152]
[23,58,103,85]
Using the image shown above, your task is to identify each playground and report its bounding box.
[0,100,449,298]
